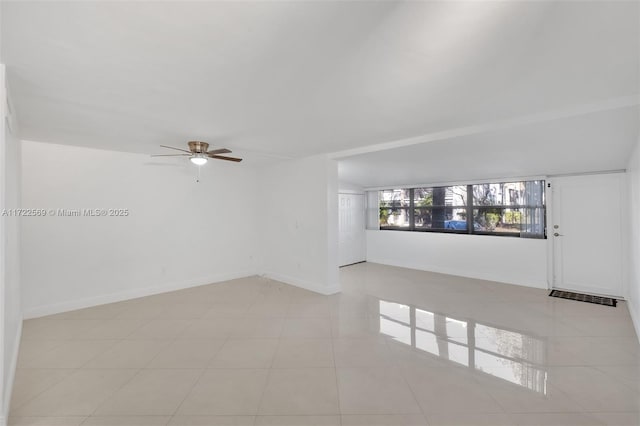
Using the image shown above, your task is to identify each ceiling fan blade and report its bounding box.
[151,154,191,157]
[160,145,191,153]
[206,148,232,155]
[208,154,243,162]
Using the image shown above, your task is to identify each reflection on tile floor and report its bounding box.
[9,263,640,425]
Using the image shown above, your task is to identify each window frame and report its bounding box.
[378,181,546,238]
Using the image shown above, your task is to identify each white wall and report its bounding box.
[366,230,548,289]
[2,116,21,426]
[21,140,259,318]
[259,155,340,294]
[0,63,6,426]
[1,64,23,426]
[627,134,640,341]
[339,181,364,194]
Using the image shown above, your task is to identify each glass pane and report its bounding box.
[414,188,433,206]
[502,209,523,228]
[473,208,532,233]
[414,208,432,229]
[448,186,468,206]
[379,208,392,227]
[414,186,466,206]
[503,182,526,206]
[379,189,411,228]
[380,208,410,228]
[428,186,467,207]
[473,182,526,206]
[444,207,468,231]
[419,207,468,230]
[472,208,544,232]
[523,181,545,207]
[379,189,410,207]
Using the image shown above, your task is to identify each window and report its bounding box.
[379,189,411,228]
[378,180,545,238]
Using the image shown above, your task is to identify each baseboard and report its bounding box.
[1,319,22,425]
[23,267,344,319]
[262,272,341,295]
[366,258,549,290]
[23,270,258,319]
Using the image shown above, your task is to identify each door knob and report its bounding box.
[554,232,563,237]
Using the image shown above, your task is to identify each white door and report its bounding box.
[338,193,366,267]
[552,174,624,297]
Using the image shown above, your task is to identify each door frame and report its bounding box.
[547,171,628,299]
[338,191,366,267]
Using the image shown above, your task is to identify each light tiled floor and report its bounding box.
[8,263,640,426]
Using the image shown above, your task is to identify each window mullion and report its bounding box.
[466,185,473,234]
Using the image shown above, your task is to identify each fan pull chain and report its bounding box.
[196,165,201,183]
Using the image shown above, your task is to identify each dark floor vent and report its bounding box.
[549,289,617,307]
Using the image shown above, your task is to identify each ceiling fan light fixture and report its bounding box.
[190,154,208,166]
[153,142,241,163]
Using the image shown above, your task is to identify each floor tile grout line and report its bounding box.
[253,307,285,421]
[76,315,184,370]
[13,317,153,415]
[467,369,511,419]
[139,320,194,370]
[8,367,81,414]
[390,354,429,425]
[75,339,121,370]
[76,414,92,426]
[329,315,344,426]
[77,315,153,340]
[162,313,232,420]
[164,365,208,420]
[13,272,640,423]
[83,308,213,421]
[15,284,265,418]
[14,338,69,368]
[86,367,144,418]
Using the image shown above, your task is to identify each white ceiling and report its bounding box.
[338,105,640,188]
[2,1,638,161]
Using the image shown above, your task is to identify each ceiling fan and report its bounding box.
[151,141,242,165]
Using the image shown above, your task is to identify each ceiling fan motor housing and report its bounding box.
[188,141,209,153]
